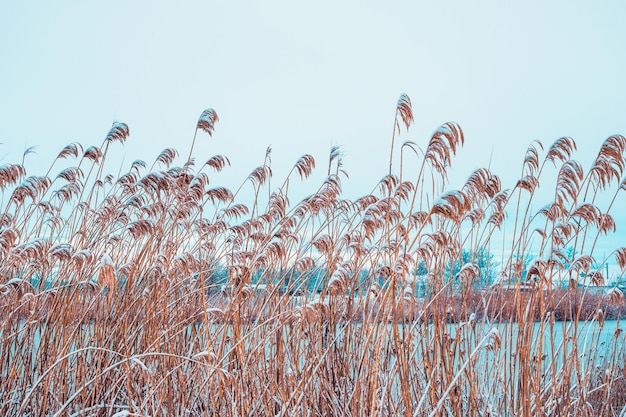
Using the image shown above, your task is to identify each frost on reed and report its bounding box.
[1,100,626,416]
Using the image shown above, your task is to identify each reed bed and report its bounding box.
[1,97,626,416]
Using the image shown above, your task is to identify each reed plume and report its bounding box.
[0,103,624,417]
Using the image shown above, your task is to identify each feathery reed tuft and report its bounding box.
[0,104,624,417]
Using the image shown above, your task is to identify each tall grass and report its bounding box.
[1,99,625,416]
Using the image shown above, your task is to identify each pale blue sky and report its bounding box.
[1,1,626,260]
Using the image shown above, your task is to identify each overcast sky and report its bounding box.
[2,1,626,261]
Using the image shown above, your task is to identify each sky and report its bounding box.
[1,1,626,267]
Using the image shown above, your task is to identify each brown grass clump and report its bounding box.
[441,288,626,324]
[1,98,626,416]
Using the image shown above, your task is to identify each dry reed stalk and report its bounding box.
[1,102,626,416]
